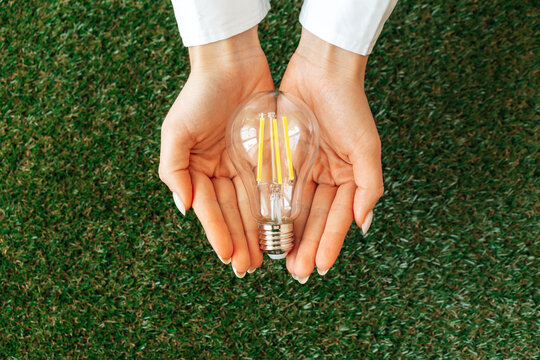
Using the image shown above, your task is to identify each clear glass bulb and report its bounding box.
[226,90,320,259]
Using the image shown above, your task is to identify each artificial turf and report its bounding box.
[1,0,538,358]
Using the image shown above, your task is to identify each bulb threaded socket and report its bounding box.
[258,222,294,260]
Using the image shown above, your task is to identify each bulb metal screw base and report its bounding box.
[258,222,294,260]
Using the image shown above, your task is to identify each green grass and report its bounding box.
[1,0,538,358]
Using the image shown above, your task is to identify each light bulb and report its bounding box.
[226,90,319,260]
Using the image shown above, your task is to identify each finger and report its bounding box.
[233,176,263,272]
[350,135,383,233]
[287,180,316,276]
[294,180,317,244]
[293,185,337,280]
[213,178,251,276]
[315,183,355,274]
[191,171,233,262]
[159,120,194,212]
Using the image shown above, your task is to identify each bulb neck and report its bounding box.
[258,222,294,260]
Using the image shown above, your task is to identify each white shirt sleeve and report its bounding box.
[300,0,398,55]
[171,0,270,47]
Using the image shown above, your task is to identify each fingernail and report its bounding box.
[297,275,309,284]
[218,255,231,265]
[291,274,298,281]
[247,268,256,274]
[362,210,374,235]
[317,268,328,276]
[172,192,186,216]
[232,266,246,279]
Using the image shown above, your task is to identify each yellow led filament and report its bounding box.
[256,115,265,182]
[257,113,294,185]
[271,117,283,184]
[282,116,294,181]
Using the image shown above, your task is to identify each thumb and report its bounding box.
[159,122,194,214]
[349,136,384,234]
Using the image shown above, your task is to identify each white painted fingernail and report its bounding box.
[291,274,298,281]
[232,266,245,279]
[247,268,256,274]
[218,255,231,265]
[317,268,328,276]
[297,275,309,284]
[362,210,374,235]
[172,192,186,216]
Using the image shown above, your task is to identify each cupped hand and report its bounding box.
[280,29,384,283]
[159,27,274,277]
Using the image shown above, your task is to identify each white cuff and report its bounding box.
[171,0,270,47]
[300,0,398,55]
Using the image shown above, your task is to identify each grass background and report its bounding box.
[1,0,538,358]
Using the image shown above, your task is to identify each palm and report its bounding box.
[172,70,272,177]
[177,81,233,179]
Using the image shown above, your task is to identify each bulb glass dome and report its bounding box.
[226,90,319,259]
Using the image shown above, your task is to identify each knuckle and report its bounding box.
[311,206,330,217]
[218,199,237,212]
[331,201,352,213]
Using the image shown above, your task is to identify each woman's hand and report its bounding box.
[159,27,274,277]
[280,29,384,283]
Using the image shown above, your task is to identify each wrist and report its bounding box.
[294,28,368,83]
[188,26,266,72]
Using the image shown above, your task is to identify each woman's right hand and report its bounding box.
[159,26,275,277]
